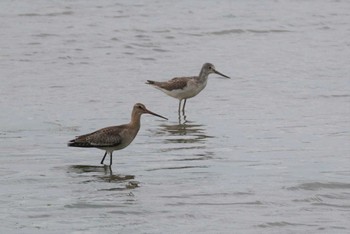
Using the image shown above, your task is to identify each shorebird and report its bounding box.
[67,103,167,166]
[146,63,230,113]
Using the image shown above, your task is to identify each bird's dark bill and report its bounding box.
[214,70,230,79]
[146,110,168,120]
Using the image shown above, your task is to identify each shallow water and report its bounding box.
[1,0,350,233]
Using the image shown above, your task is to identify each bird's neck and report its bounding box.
[198,71,209,82]
[129,112,142,130]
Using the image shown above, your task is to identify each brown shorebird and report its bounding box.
[67,103,167,166]
[146,63,230,113]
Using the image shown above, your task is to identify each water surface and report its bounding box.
[1,0,350,233]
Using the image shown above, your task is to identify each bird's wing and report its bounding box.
[72,126,124,147]
[158,77,194,91]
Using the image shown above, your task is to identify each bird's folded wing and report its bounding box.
[159,77,190,91]
[80,127,123,147]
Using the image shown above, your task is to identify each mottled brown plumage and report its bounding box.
[68,103,167,166]
[69,126,123,148]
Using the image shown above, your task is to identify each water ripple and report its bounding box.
[285,182,350,191]
[18,11,74,17]
[64,203,125,209]
[258,221,317,228]
[146,165,208,171]
[208,29,291,35]
[166,201,263,206]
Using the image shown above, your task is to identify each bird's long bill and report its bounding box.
[214,70,230,79]
[145,109,168,120]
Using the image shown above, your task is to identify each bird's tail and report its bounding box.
[67,139,93,148]
[146,80,156,85]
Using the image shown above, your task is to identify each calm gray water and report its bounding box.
[1,0,350,233]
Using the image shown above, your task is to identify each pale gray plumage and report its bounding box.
[146,63,230,113]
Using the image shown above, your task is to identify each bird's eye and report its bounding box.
[208,66,212,70]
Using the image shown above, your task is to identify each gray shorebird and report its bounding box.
[67,103,167,166]
[146,63,230,113]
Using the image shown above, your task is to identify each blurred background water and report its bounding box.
[0,0,350,233]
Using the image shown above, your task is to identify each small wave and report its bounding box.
[293,196,323,203]
[258,221,316,228]
[45,11,74,17]
[135,34,150,39]
[131,42,158,48]
[210,29,245,35]
[172,154,213,161]
[319,94,350,98]
[27,42,41,45]
[152,30,171,33]
[167,200,263,206]
[18,11,74,17]
[0,133,22,139]
[312,202,350,209]
[64,202,125,209]
[146,165,208,171]
[99,181,138,189]
[137,57,156,61]
[286,182,350,191]
[247,29,290,33]
[157,145,206,153]
[161,191,254,199]
[111,15,129,19]
[18,13,41,17]
[32,33,59,38]
[153,48,170,53]
[209,29,291,35]
[28,214,51,219]
[49,85,65,89]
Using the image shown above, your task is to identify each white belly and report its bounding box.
[159,80,207,100]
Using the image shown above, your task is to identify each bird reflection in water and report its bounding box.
[178,107,187,124]
[67,164,138,188]
[148,120,215,170]
[156,119,214,145]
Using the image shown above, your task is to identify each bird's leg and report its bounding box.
[182,99,187,114]
[177,100,182,123]
[100,151,107,165]
[178,99,182,114]
[109,152,113,166]
[183,112,187,124]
